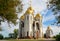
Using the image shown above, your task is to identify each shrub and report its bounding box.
[53,36,56,38]
[56,34,60,41]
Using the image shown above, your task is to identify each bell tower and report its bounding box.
[24,0,34,38]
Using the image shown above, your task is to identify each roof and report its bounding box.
[25,6,34,14]
[35,13,42,18]
[20,15,24,20]
[47,26,51,30]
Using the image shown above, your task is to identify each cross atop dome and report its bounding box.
[24,0,34,14]
[29,0,32,6]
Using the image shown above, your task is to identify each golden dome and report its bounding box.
[25,6,34,14]
[20,15,24,20]
[35,13,42,18]
[47,26,51,30]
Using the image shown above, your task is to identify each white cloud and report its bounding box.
[22,0,47,13]
[51,26,60,35]
[42,13,55,23]
[43,25,47,33]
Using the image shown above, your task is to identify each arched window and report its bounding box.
[27,31,28,37]
[27,15,29,20]
[21,21,24,27]
[36,23,39,30]
[33,21,35,27]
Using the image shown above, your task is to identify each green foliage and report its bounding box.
[9,29,18,39]
[0,34,3,39]
[9,33,14,38]
[48,0,60,24]
[53,36,56,38]
[0,0,23,25]
[13,29,18,39]
[56,33,60,41]
[4,37,10,40]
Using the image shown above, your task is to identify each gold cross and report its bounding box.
[29,0,32,6]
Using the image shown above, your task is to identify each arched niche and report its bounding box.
[36,22,39,30]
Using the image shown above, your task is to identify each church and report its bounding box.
[18,0,53,39]
[18,6,43,39]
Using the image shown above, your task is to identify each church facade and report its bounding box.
[18,6,43,39]
[46,26,53,38]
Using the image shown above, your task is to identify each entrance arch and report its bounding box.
[36,22,39,30]
[36,22,40,38]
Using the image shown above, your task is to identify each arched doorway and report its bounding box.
[36,22,40,38]
[36,23,39,30]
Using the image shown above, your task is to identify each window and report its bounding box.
[36,23,39,30]
[21,21,24,27]
[27,31,28,37]
[27,15,29,20]
[33,21,35,27]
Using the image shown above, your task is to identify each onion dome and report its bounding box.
[47,26,51,30]
[25,6,34,14]
[20,15,24,20]
[35,13,42,19]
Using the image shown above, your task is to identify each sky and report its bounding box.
[0,0,60,37]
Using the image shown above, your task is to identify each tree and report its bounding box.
[0,34,3,39]
[48,0,60,26]
[56,33,60,41]
[9,33,14,38]
[0,0,23,25]
[13,29,18,39]
[9,29,18,39]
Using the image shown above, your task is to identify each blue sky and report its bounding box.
[0,0,60,37]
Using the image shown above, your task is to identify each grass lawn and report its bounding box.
[0,39,55,41]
